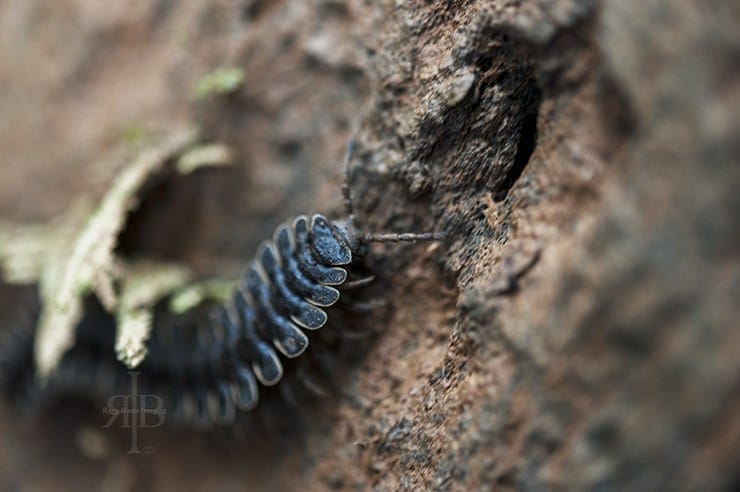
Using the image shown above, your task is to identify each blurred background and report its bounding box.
[0,1,738,491]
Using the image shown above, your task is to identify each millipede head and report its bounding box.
[309,214,352,266]
[0,140,449,432]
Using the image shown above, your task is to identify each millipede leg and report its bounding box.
[343,298,388,313]
[296,363,330,398]
[341,275,375,289]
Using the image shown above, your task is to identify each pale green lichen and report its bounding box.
[0,221,54,284]
[114,261,192,368]
[118,123,152,149]
[169,278,234,314]
[0,200,93,286]
[176,143,233,174]
[192,67,244,100]
[34,127,198,378]
[1,126,237,376]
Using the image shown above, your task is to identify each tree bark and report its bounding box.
[0,1,737,491]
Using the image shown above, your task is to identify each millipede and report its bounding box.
[0,142,445,429]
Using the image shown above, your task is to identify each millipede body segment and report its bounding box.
[0,211,438,428]
[134,195,441,428]
[0,143,444,429]
[160,212,363,426]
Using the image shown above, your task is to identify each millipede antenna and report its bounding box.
[361,231,446,244]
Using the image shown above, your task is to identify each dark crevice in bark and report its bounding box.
[494,86,541,201]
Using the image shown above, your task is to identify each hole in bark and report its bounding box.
[116,172,198,259]
[478,56,494,72]
[116,166,237,262]
[494,87,541,201]
[241,0,275,21]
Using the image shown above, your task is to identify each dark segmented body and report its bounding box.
[151,213,358,427]
[0,135,447,432]
[0,159,443,432]
[0,320,37,404]
[0,212,364,428]
[169,214,357,424]
[0,300,129,413]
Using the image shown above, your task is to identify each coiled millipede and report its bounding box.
[0,144,444,428]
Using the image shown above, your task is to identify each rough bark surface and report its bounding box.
[0,1,737,491]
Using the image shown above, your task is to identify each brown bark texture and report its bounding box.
[0,0,738,491]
